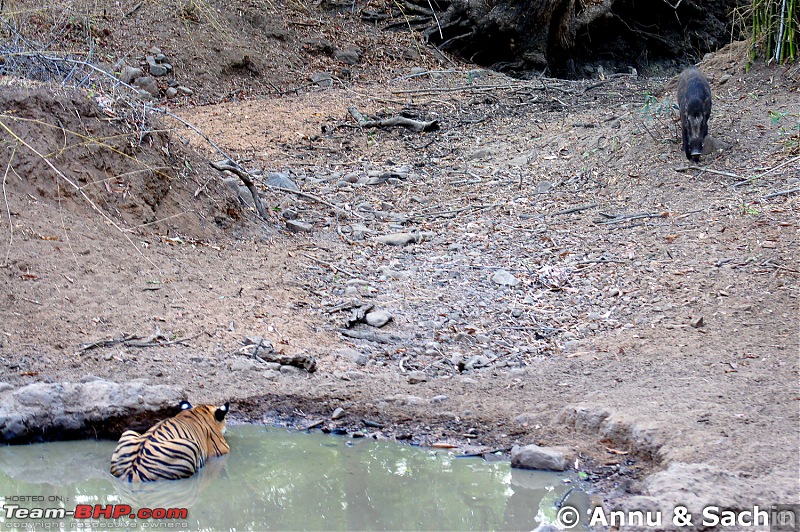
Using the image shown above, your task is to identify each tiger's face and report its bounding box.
[179,401,229,434]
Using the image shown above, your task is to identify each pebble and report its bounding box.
[177,86,193,95]
[333,48,360,65]
[375,233,418,246]
[430,395,449,404]
[535,181,554,194]
[165,87,178,99]
[331,407,345,420]
[310,72,333,88]
[280,365,302,375]
[491,269,520,286]
[365,310,392,328]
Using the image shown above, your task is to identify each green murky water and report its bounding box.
[0,425,589,530]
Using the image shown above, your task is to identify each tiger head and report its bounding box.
[179,401,230,435]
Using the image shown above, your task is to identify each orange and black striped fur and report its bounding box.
[110,401,230,482]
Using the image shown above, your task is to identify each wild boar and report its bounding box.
[677,66,712,162]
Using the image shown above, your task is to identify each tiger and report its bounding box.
[110,401,230,482]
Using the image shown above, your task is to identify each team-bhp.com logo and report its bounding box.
[3,503,187,520]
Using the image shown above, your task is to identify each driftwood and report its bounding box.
[348,107,439,133]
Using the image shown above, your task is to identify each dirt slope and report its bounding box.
[1,0,799,522]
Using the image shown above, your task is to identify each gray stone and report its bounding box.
[154,53,168,63]
[535,181,554,194]
[0,381,183,443]
[147,46,162,55]
[333,47,361,65]
[408,371,428,384]
[280,365,302,375]
[148,60,168,76]
[267,172,298,191]
[492,269,520,286]
[177,86,194,96]
[365,310,392,327]
[133,76,159,97]
[281,209,298,220]
[165,87,178,99]
[469,147,494,160]
[120,66,143,84]
[286,220,313,233]
[310,72,333,88]
[511,444,569,471]
[331,407,345,420]
[430,395,449,404]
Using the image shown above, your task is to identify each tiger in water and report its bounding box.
[110,401,230,482]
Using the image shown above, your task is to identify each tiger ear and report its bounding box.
[180,401,193,411]
[215,403,229,422]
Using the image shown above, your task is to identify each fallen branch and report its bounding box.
[209,160,269,219]
[762,187,800,199]
[348,106,439,133]
[550,203,598,216]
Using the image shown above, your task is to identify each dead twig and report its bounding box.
[595,212,667,225]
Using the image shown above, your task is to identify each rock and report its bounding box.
[120,66,143,84]
[281,209,298,220]
[408,371,428,384]
[147,46,162,55]
[148,63,169,77]
[165,87,178,99]
[691,316,705,328]
[230,357,258,371]
[177,86,194,96]
[135,90,154,101]
[331,407,345,420]
[286,220,313,233]
[333,47,361,65]
[365,310,392,327]
[491,269,520,286]
[375,232,418,246]
[267,172,298,191]
[535,181,554,194]
[0,381,183,443]
[310,72,333,88]
[511,444,569,471]
[430,395,449,404]
[133,76,159,97]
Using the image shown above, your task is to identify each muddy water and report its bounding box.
[0,425,590,530]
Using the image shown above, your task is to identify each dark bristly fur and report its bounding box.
[110,401,230,482]
[677,66,712,162]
